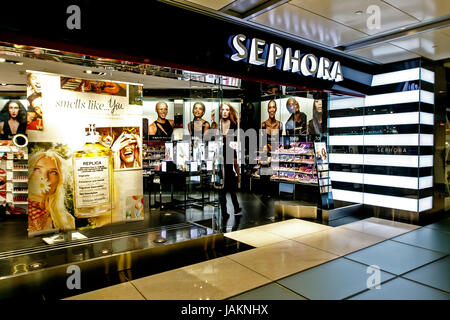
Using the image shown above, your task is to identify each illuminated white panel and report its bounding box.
[419,134,434,146]
[420,112,434,125]
[329,116,364,128]
[364,112,419,126]
[420,68,435,84]
[329,153,364,165]
[420,90,434,104]
[365,91,420,106]
[329,171,363,184]
[329,97,365,110]
[332,189,363,203]
[364,173,418,189]
[329,135,364,146]
[419,196,433,212]
[364,134,419,146]
[419,176,433,189]
[371,68,420,86]
[364,154,419,167]
[419,155,433,167]
[364,193,418,212]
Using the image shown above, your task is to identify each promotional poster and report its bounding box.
[0,99,30,139]
[143,99,175,141]
[260,97,324,136]
[27,72,144,236]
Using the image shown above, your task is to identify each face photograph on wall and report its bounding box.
[0,100,28,137]
[261,96,324,136]
[144,100,175,140]
[92,126,142,170]
[26,73,44,131]
[183,101,221,139]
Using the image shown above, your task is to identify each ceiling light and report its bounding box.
[85,70,92,74]
[0,58,5,63]
[15,62,23,65]
[355,10,363,15]
[0,83,6,86]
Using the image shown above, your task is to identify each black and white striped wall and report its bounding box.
[328,66,435,213]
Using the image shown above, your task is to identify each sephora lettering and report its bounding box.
[230,34,344,82]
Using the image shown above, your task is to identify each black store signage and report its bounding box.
[0,1,370,93]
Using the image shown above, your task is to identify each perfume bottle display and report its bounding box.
[73,124,114,218]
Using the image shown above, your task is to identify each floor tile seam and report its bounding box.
[223,280,309,300]
[223,249,341,288]
[395,254,450,278]
[268,282,310,300]
[423,225,450,234]
[219,256,276,299]
[342,276,401,300]
[290,231,389,257]
[398,275,450,295]
[366,218,423,230]
[342,251,449,280]
[342,255,403,276]
[128,281,148,300]
[339,223,418,239]
[257,227,333,241]
[389,238,450,255]
[334,225,397,241]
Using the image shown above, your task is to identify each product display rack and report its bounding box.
[253,141,318,185]
[1,147,28,215]
[143,141,165,175]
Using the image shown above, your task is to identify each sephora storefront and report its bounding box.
[0,1,444,299]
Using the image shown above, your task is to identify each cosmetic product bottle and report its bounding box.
[73,124,114,218]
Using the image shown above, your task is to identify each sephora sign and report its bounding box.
[229,34,344,82]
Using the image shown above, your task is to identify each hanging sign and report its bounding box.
[229,34,344,82]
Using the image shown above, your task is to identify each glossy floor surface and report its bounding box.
[66,216,450,300]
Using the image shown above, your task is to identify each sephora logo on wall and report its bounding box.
[229,34,344,82]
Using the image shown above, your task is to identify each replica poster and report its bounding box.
[27,71,144,237]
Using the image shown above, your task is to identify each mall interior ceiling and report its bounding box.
[171,0,450,64]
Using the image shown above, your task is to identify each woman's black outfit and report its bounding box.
[152,120,173,137]
[285,112,307,135]
[218,122,241,230]
[2,120,27,136]
[188,120,209,137]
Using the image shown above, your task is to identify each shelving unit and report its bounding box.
[271,142,317,184]
[1,147,28,215]
[143,140,165,175]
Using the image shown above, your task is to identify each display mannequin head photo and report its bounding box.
[28,150,75,233]
[220,102,238,135]
[261,99,283,136]
[307,99,323,135]
[0,100,28,136]
[148,101,174,137]
[285,97,307,135]
[188,102,210,137]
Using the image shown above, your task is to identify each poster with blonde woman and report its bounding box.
[28,146,75,235]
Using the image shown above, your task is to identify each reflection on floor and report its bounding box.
[66,217,450,300]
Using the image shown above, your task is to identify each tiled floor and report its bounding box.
[65,216,450,300]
